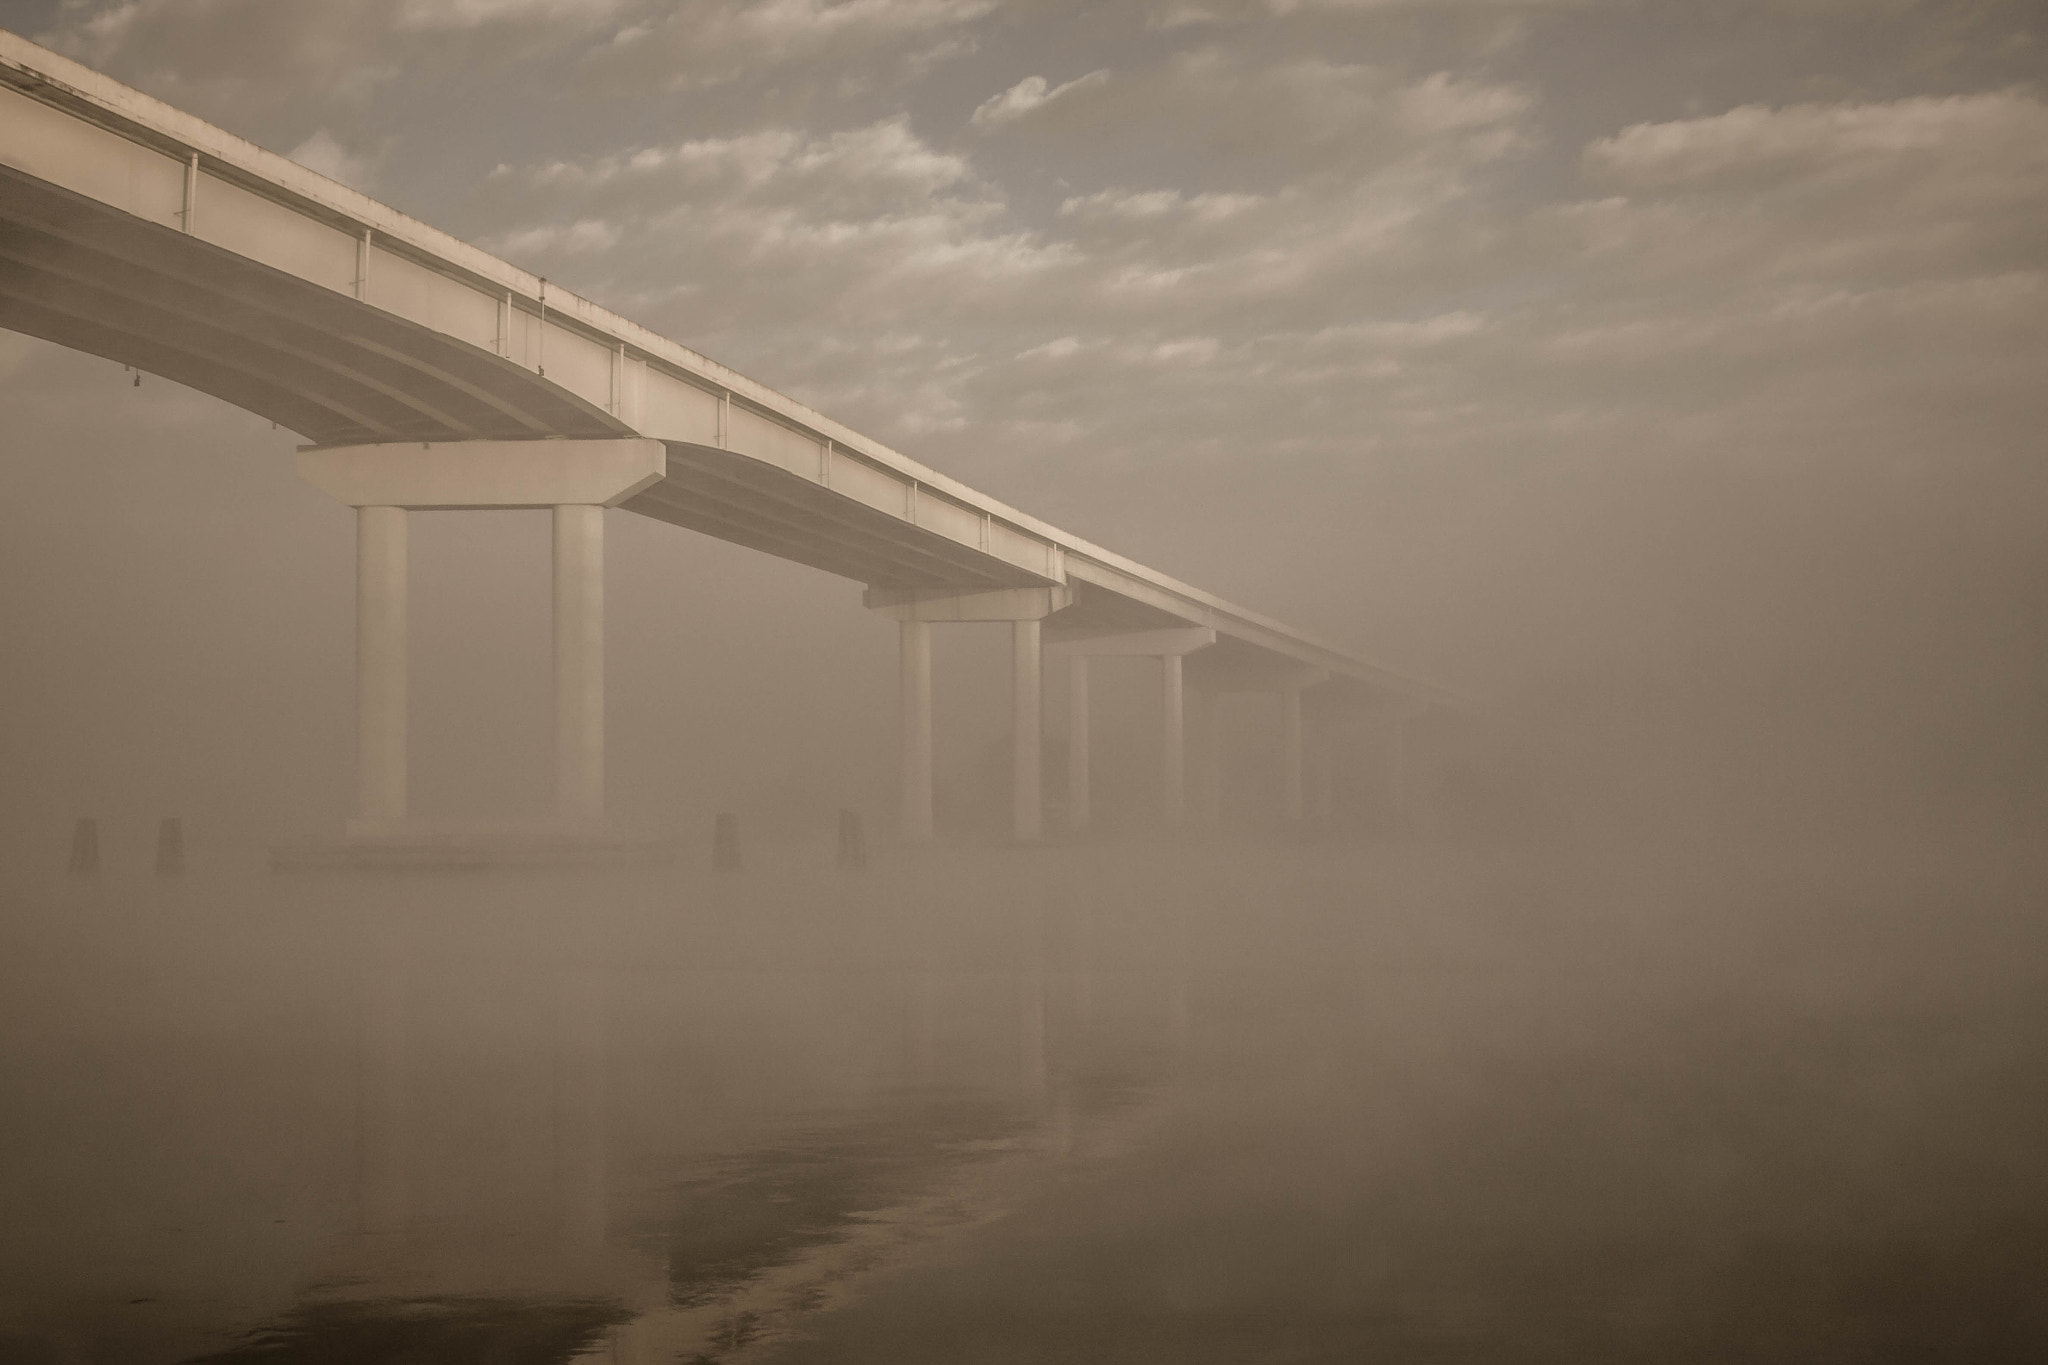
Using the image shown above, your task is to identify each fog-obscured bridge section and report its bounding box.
[0,29,1457,850]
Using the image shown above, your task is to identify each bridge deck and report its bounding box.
[0,28,1457,710]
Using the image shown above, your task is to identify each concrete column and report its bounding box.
[1161,654,1186,827]
[1019,963,1047,1099]
[911,969,940,1081]
[553,504,605,823]
[1012,618,1043,843]
[900,620,934,841]
[355,505,407,826]
[1385,712,1413,829]
[1312,735,1335,828]
[1195,690,1222,826]
[1281,685,1304,823]
[1067,654,1090,832]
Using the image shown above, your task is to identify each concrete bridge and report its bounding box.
[0,29,1462,855]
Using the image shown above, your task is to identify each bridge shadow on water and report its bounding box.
[4,833,2048,1363]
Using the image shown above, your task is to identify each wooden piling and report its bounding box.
[837,808,866,870]
[68,817,98,875]
[155,817,184,875]
[713,812,740,872]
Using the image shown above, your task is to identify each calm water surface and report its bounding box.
[4,838,2045,1362]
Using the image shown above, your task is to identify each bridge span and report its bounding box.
[0,29,1460,853]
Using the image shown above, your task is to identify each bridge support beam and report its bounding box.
[355,505,408,828]
[1046,626,1215,832]
[553,504,605,824]
[866,584,1073,844]
[1281,683,1305,824]
[1012,620,1043,843]
[1162,654,1186,828]
[1066,656,1090,832]
[1193,690,1222,826]
[899,620,934,842]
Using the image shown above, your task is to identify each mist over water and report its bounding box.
[2,313,2045,1365]
[5,0,2048,1356]
[5,805,2047,1362]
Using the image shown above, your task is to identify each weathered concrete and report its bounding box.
[353,504,406,829]
[553,503,606,823]
[899,620,934,842]
[1013,618,1043,843]
[1067,655,1090,832]
[299,438,664,509]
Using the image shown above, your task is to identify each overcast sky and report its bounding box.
[2,0,2044,834]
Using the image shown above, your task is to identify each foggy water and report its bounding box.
[4,830,2047,1363]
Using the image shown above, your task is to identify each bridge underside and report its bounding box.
[0,166,1273,648]
[0,166,618,443]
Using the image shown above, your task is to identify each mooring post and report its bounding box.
[68,818,98,875]
[837,808,866,870]
[155,817,184,875]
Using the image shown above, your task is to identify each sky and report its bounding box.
[1,0,2044,842]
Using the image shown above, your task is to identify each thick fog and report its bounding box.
[3,0,2047,1360]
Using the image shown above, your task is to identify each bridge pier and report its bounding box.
[1012,619,1043,843]
[295,439,665,857]
[899,620,935,842]
[1281,682,1305,824]
[553,503,605,824]
[1047,627,1215,832]
[1066,655,1090,832]
[355,505,408,828]
[1193,689,1223,826]
[866,584,1073,843]
[1162,653,1186,827]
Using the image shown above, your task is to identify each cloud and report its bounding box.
[1585,90,2048,189]
[961,48,1534,195]
[1573,90,2048,289]
[969,69,1111,128]
[575,0,995,92]
[32,0,607,134]
[394,0,621,28]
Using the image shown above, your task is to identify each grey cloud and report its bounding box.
[966,48,1534,193]
[1572,91,2048,289]
[393,0,623,28]
[573,0,995,93]
[968,69,1109,127]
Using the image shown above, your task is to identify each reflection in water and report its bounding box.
[554,968,609,1255]
[656,1095,1037,1311]
[181,1297,629,1365]
[356,932,409,1240]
